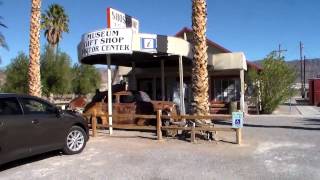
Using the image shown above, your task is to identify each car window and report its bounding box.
[138,91,151,102]
[0,97,22,115]
[21,98,56,114]
[119,95,135,103]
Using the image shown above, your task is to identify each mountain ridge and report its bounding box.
[251,58,320,82]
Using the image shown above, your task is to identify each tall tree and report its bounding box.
[41,4,69,51]
[41,45,72,96]
[247,52,296,114]
[72,64,101,95]
[3,52,29,93]
[191,0,210,124]
[0,1,9,63]
[28,0,42,97]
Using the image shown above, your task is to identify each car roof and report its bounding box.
[0,93,55,106]
[0,93,32,98]
[0,93,51,103]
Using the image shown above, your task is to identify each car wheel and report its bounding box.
[63,126,87,155]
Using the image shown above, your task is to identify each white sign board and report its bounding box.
[140,34,157,53]
[79,28,133,60]
[232,112,243,128]
[107,7,139,34]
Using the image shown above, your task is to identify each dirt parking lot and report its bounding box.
[1,116,320,180]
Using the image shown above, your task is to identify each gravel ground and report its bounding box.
[1,116,320,180]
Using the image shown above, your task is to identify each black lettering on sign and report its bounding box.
[125,14,132,28]
[112,11,126,24]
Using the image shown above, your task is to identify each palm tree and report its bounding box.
[191,0,210,124]
[41,4,69,52]
[0,2,9,63]
[28,0,42,97]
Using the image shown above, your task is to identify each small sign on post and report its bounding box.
[232,111,243,128]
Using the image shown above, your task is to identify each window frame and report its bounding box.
[19,97,57,115]
[0,97,23,115]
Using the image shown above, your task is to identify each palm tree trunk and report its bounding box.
[28,0,42,97]
[55,43,59,61]
[191,0,210,124]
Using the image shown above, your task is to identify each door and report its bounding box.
[114,94,136,124]
[19,97,64,153]
[0,97,30,164]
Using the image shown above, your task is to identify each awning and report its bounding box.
[78,29,193,67]
[208,52,247,71]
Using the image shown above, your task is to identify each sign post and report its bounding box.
[107,55,113,135]
[78,28,133,135]
[232,111,243,144]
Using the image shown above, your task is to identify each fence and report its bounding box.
[84,110,242,144]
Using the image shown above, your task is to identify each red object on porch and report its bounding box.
[309,79,320,106]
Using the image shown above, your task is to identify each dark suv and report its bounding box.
[0,93,89,165]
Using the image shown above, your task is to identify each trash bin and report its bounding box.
[229,101,238,114]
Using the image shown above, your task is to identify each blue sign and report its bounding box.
[141,38,157,49]
[232,112,243,128]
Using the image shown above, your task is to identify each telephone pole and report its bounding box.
[299,41,304,98]
[277,44,287,58]
[303,55,306,98]
[273,44,287,58]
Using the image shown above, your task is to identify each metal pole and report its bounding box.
[179,56,185,115]
[300,41,304,98]
[304,55,306,98]
[278,44,281,59]
[107,55,113,135]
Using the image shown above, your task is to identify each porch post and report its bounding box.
[152,76,156,100]
[161,59,165,101]
[131,62,136,90]
[179,56,185,115]
[240,69,245,113]
[107,55,113,134]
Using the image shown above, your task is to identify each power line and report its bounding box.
[273,44,287,58]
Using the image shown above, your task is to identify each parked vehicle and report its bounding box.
[0,93,89,165]
[83,90,177,126]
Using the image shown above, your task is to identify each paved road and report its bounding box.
[1,116,320,180]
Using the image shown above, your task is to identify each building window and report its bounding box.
[212,79,240,102]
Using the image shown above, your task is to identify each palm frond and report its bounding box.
[41,3,69,46]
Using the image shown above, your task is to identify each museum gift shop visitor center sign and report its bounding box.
[79,28,133,60]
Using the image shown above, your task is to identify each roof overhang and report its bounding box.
[208,52,247,71]
[78,29,192,68]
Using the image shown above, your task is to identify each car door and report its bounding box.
[114,94,136,124]
[0,97,31,164]
[19,97,65,153]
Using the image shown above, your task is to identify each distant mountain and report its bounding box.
[252,58,320,83]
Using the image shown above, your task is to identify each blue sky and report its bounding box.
[0,0,320,67]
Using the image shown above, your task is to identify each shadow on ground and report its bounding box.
[0,150,61,172]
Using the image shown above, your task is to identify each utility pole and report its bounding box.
[277,44,287,58]
[299,41,304,98]
[273,44,287,58]
[303,55,306,98]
